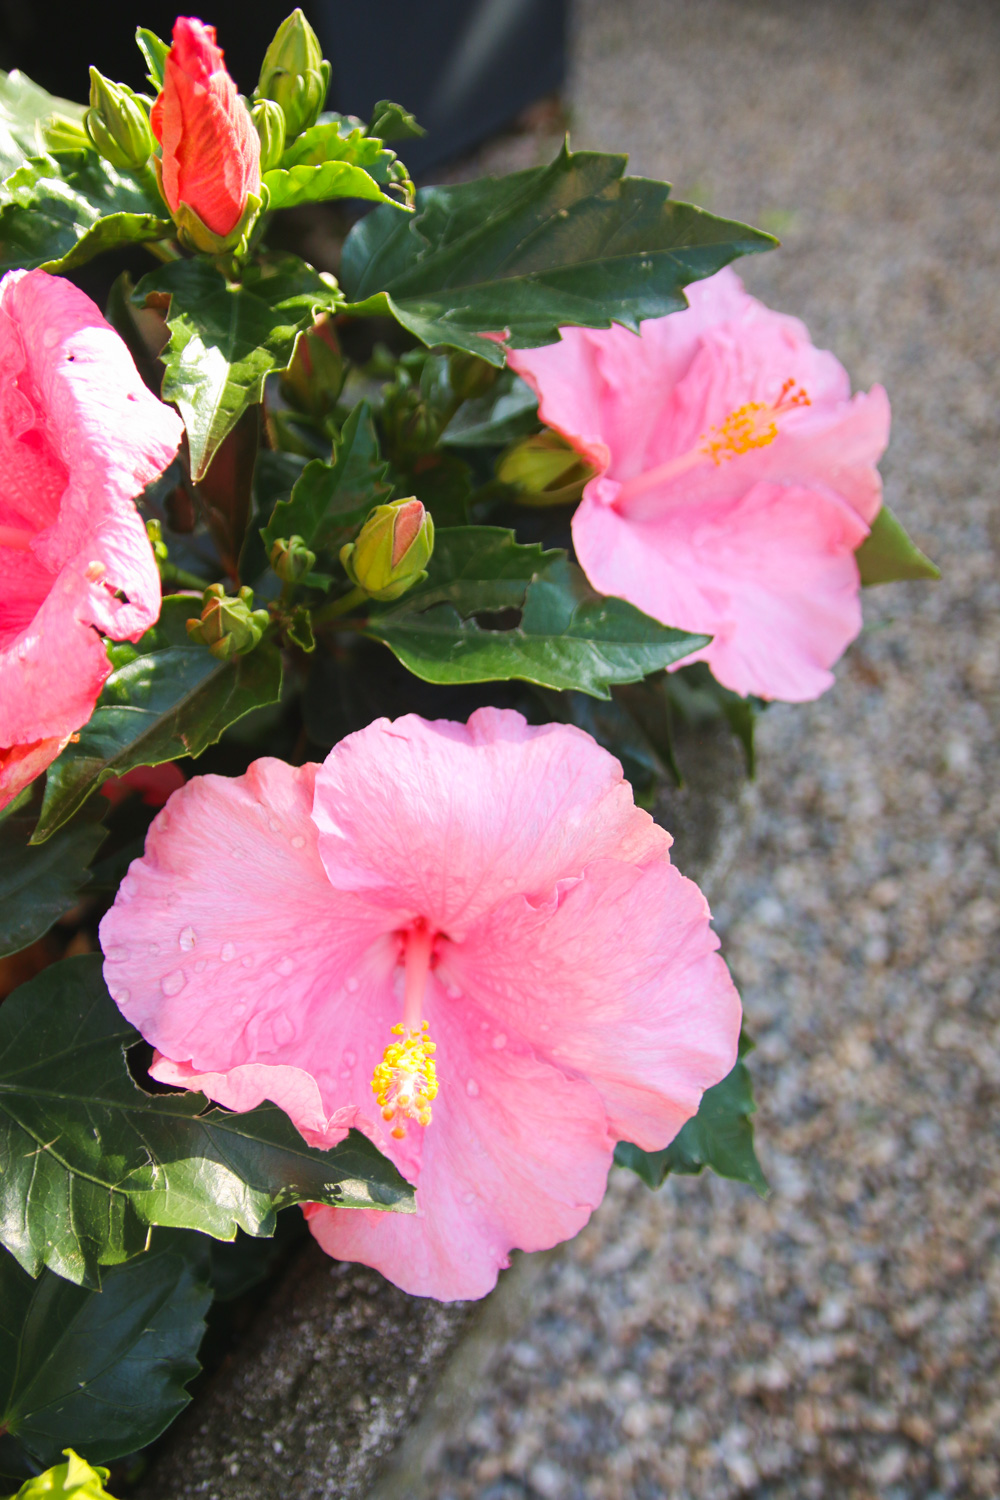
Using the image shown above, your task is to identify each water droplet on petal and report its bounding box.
[105,945,128,962]
[492,1033,507,1050]
[277,956,294,977]
[346,976,359,993]
[114,987,130,1004]
[148,942,160,956]
[179,926,196,951]
[291,834,306,849]
[466,1078,480,1097]
[339,1068,351,1080]
[221,942,236,962]
[343,1050,357,1067]
[273,1013,295,1044]
[161,970,186,997]
[446,983,461,999]
[241,954,254,968]
[462,1190,476,1204]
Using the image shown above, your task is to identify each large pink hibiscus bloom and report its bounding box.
[506,268,891,702]
[100,709,740,1301]
[0,269,183,810]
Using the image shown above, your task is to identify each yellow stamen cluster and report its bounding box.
[700,379,811,466]
[371,1022,439,1139]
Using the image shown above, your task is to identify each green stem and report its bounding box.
[312,585,368,624]
[146,238,182,262]
[160,564,212,591]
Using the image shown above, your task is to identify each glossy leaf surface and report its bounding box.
[0,793,106,958]
[340,145,775,363]
[134,255,343,480]
[33,597,282,843]
[0,1240,209,1468]
[0,151,170,274]
[368,527,708,697]
[260,400,390,557]
[0,955,415,1286]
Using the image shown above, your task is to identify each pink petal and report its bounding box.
[442,859,740,1151]
[0,734,70,814]
[307,992,614,1301]
[311,707,670,932]
[100,758,404,1128]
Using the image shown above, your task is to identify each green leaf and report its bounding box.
[439,372,539,448]
[32,595,282,844]
[339,144,775,364]
[367,527,708,697]
[367,100,425,142]
[0,793,106,958]
[238,449,309,582]
[664,663,762,778]
[0,69,86,183]
[266,116,413,210]
[0,954,415,1287]
[615,1032,767,1195]
[856,503,940,585]
[0,151,170,274]
[6,1449,118,1499]
[260,400,390,556]
[135,28,169,93]
[0,1240,209,1469]
[134,254,344,481]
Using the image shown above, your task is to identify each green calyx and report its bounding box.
[250,97,286,174]
[256,8,331,141]
[340,498,435,602]
[185,583,270,659]
[85,67,154,171]
[497,429,594,506]
[270,533,316,584]
[164,176,268,257]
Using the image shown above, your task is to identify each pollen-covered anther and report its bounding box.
[700,378,811,465]
[371,1021,439,1139]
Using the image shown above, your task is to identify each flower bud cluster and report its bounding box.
[186,584,270,660]
[255,8,330,142]
[86,68,154,171]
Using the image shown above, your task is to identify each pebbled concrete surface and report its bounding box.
[414,1,1000,1497]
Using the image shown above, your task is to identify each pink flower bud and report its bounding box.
[150,16,261,241]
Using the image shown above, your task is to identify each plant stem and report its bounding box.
[312,585,368,625]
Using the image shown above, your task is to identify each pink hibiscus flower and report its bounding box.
[100,709,740,1301]
[506,268,891,702]
[0,269,183,811]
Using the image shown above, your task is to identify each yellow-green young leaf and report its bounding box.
[0,955,415,1287]
[856,503,940,585]
[340,144,776,364]
[367,527,708,698]
[615,1032,767,1195]
[7,1450,117,1499]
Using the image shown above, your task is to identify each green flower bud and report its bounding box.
[270,534,316,584]
[381,386,439,462]
[145,518,168,562]
[448,350,498,404]
[251,96,286,173]
[256,8,331,140]
[185,583,270,659]
[85,67,154,170]
[340,498,434,602]
[497,430,594,507]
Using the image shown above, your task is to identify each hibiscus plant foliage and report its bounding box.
[0,9,938,1488]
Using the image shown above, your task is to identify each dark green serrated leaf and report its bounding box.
[615,1032,767,1195]
[856,503,940,585]
[32,596,282,844]
[0,69,86,183]
[0,1240,209,1469]
[0,151,170,274]
[339,144,775,363]
[367,100,425,142]
[261,399,390,556]
[368,526,708,697]
[439,372,539,448]
[0,954,415,1287]
[134,254,344,481]
[0,793,106,958]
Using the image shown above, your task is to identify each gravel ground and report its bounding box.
[421,2,1000,1496]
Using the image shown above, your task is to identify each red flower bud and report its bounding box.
[150,16,261,239]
